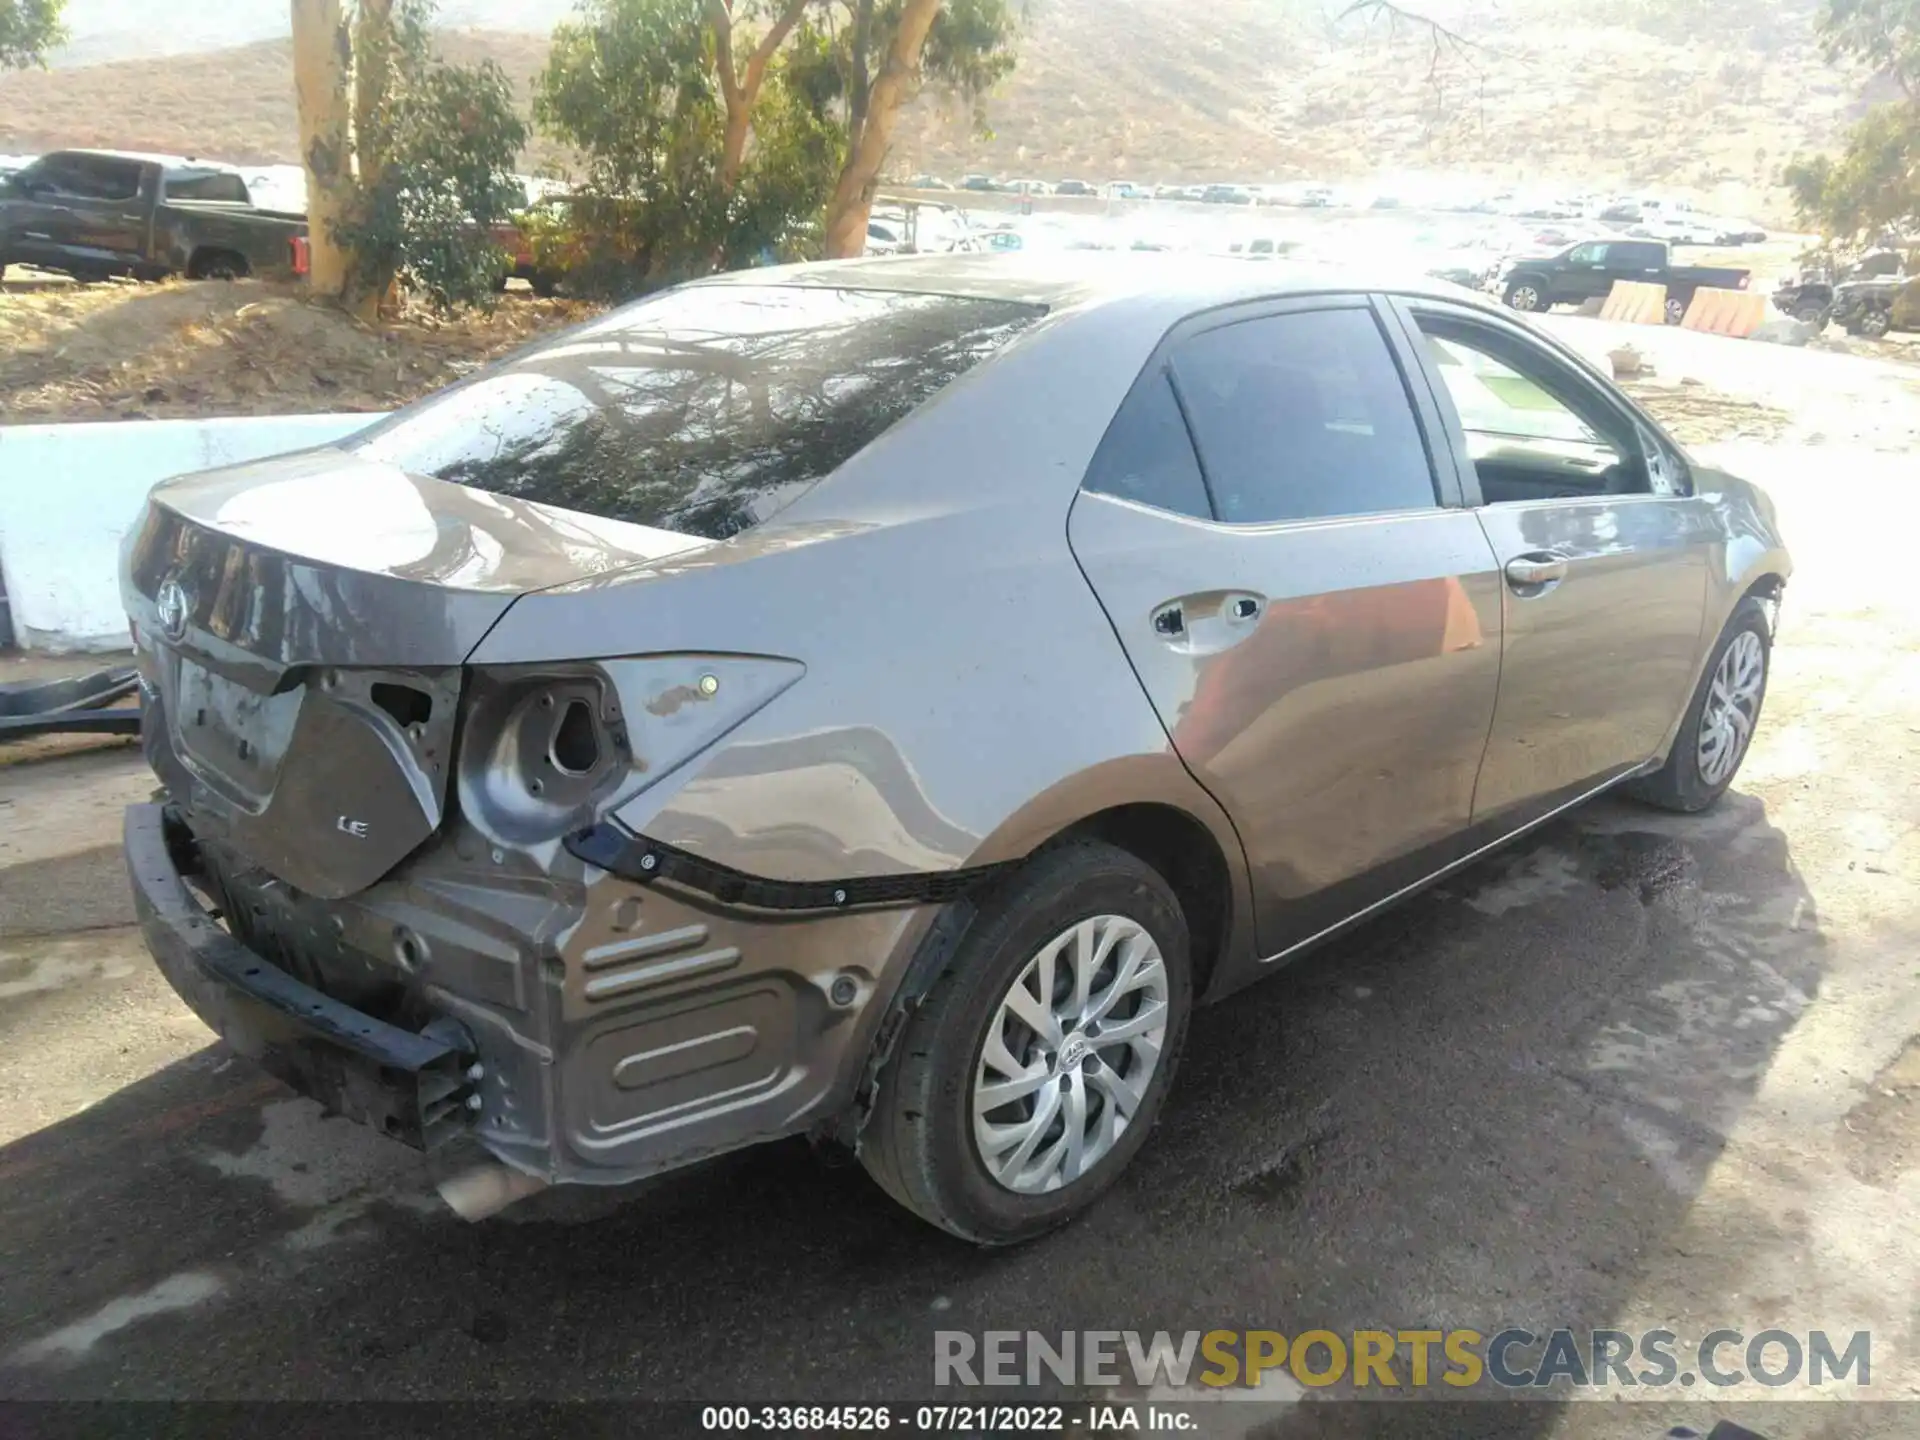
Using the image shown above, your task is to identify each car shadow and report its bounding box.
[0,790,1828,1434]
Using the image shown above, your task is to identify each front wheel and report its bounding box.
[859,840,1192,1245]
[1628,596,1772,813]
[1504,281,1546,313]
[1858,306,1893,339]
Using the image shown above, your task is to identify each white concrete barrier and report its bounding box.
[0,413,384,652]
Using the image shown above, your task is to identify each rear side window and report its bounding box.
[1083,369,1211,520]
[165,171,248,202]
[1170,307,1436,524]
[352,285,1043,540]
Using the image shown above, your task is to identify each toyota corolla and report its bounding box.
[123,254,1789,1243]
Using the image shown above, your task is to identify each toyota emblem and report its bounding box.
[155,577,192,642]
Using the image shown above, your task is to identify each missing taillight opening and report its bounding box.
[549,698,600,776]
[371,682,434,729]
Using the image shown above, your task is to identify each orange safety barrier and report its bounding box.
[1681,287,1768,338]
[1600,280,1668,326]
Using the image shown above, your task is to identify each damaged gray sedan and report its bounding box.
[124,254,1790,1243]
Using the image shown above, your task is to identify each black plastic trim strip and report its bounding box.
[566,823,1010,913]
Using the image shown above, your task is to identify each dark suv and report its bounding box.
[0,149,306,283]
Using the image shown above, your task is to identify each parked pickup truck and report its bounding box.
[1772,251,1908,331]
[1830,273,1918,338]
[1498,238,1752,325]
[0,149,306,284]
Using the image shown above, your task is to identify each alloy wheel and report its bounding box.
[971,914,1169,1194]
[1507,285,1541,312]
[1697,629,1765,788]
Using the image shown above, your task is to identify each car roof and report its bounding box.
[43,148,240,175]
[699,250,1496,317]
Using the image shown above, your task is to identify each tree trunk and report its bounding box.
[712,0,815,191]
[822,0,938,259]
[846,0,873,158]
[345,0,396,319]
[290,0,355,302]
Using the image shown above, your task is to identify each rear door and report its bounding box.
[1387,297,1711,825]
[1605,239,1668,290]
[1068,296,1506,960]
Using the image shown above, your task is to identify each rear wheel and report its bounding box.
[1665,294,1688,325]
[1793,301,1832,328]
[1628,596,1771,813]
[859,840,1192,1245]
[1858,306,1893,339]
[189,250,247,281]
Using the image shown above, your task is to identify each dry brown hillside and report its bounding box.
[0,0,1869,214]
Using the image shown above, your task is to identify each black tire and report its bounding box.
[1627,596,1772,813]
[1665,294,1689,326]
[530,271,561,298]
[859,839,1193,1245]
[1859,307,1893,339]
[1503,279,1547,313]
[1793,302,1832,328]
[190,251,246,281]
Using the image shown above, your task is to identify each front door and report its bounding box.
[58,155,149,270]
[1561,241,1614,304]
[1390,298,1711,824]
[1068,297,1505,959]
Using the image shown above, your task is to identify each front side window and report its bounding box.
[1412,313,1655,502]
[59,156,142,201]
[352,285,1043,540]
[18,155,138,200]
[1568,243,1608,265]
[1169,307,1436,525]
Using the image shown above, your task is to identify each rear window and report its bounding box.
[351,284,1043,540]
[164,170,248,202]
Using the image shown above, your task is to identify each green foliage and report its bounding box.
[920,0,1022,100]
[1820,0,1920,93]
[0,0,64,70]
[333,0,529,312]
[1785,104,1920,242]
[533,0,843,298]
[1787,0,1920,243]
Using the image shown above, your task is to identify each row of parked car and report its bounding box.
[899,174,1772,240]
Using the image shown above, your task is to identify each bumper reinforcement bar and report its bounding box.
[565,823,1010,913]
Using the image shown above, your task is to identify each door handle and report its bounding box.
[1504,552,1569,589]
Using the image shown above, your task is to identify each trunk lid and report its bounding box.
[126,447,705,898]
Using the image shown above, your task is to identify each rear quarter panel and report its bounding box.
[467,292,1261,985]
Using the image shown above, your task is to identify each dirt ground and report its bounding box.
[0,278,597,423]
[0,317,1916,1437]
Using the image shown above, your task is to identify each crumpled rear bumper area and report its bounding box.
[125,802,478,1149]
[126,801,935,1186]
